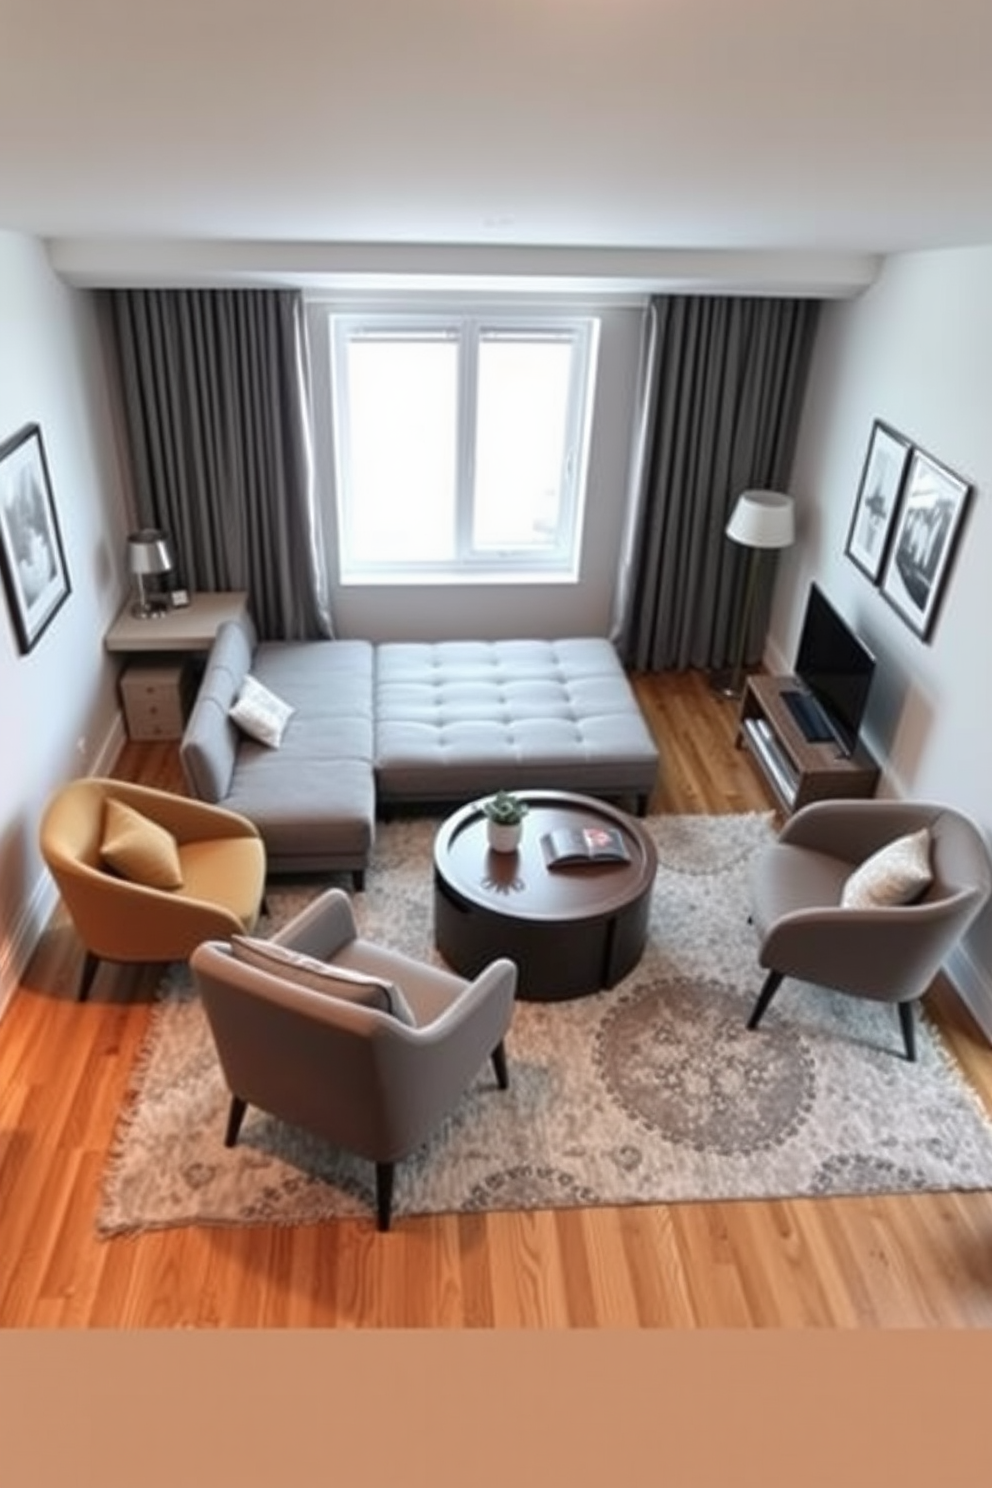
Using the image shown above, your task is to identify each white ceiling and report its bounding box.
[2,1,992,293]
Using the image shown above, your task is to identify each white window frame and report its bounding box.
[327,309,600,584]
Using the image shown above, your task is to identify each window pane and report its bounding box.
[473,336,573,552]
[344,337,457,563]
[328,310,597,581]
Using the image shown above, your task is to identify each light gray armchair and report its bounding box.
[190,888,517,1230]
[746,800,992,1060]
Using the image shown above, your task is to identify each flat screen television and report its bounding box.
[786,583,876,756]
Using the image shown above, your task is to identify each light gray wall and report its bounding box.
[306,301,643,640]
[768,245,992,1039]
[0,232,131,1015]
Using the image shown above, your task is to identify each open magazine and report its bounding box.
[540,825,631,869]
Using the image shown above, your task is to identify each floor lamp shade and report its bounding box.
[726,489,795,550]
[723,490,795,698]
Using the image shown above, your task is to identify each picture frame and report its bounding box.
[845,419,912,582]
[879,446,972,642]
[0,423,71,654]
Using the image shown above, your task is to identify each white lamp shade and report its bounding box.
[725,490,795,550]
[127,528,174,576]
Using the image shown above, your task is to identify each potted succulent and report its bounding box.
[481,789,529,852]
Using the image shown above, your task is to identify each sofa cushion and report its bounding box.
[183,627,377,873]
[223,755,376,860]
[373,638,659,801]
[230,638,376,866]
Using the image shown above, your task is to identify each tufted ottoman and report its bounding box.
[373,639,659,813]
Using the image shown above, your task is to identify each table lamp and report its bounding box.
[127,528,175,618]
[715,489,795,699]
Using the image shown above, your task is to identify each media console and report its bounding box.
[736,674,880,814]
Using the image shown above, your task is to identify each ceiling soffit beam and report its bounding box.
[46,238,881,299]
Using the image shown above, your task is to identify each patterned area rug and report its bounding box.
[98,813,992,1233]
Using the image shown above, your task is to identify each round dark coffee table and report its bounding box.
[433,790,658,1001]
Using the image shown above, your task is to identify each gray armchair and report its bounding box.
[746,800,992,1060]
[190,888,517,1229]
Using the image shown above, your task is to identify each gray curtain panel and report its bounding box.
[107,288,333,641]
[612,295,820,672]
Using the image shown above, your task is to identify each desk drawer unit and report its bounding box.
[120,661,192,741]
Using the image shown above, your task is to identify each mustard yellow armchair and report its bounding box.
[40,777,267,1002]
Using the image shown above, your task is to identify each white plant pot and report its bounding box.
[486,820,522,853]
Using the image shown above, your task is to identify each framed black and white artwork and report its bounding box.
[0,423,71,654]
[879,446,971,642]
[845,419,911,583]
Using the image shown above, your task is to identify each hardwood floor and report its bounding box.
[4,668,992,1327]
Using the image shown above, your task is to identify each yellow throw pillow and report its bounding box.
[100,799,184,891]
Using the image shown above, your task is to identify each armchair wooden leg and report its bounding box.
[747,970,784,1030]
[353,869,365,892]
[376,1162,395,1231]
[224,1096,247,1147]
[898,1001,917,1062]
[78,950,101,1003]
[491,1040,509,1090]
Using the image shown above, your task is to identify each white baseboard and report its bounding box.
[946,943,992,1045]
[94,712,127,775]
[0,712,127,1023]
[0,874,60,1022]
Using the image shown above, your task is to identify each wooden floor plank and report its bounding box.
[455,1213,497,1328]
[487,1211,572,1327]
[615,1205,700,1327]
[723,1199,843,1328]
[560,1208,644,1326]
[668,1203,759,1327]
[3,667,992,1327]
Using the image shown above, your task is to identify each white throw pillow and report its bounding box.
[229,935,418,1026]
[840,827,933,910]
[229,674,294,748]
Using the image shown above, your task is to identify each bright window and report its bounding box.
[328,312,599,581]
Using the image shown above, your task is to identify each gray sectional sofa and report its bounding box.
[180,613,659,888]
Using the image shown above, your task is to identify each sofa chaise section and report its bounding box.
[180,615,375,883]
[373,639,659,812]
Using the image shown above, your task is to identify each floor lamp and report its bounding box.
[714,489,795,699]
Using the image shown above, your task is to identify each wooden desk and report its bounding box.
[104,592,249,654]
